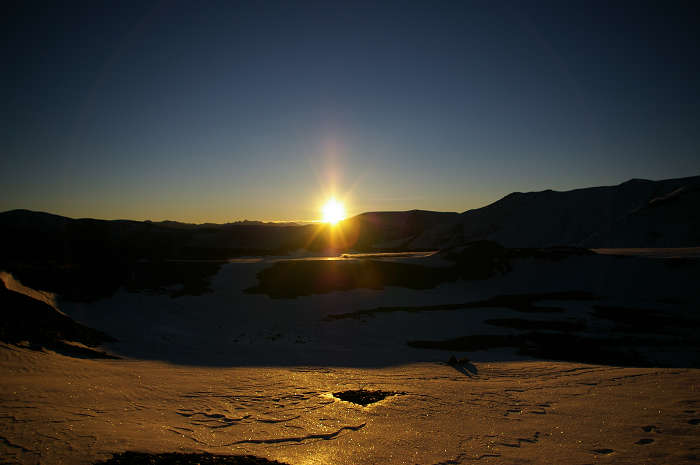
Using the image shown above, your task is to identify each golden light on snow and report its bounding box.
[321,198,346,224]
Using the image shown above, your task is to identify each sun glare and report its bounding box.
[321,199,346,224]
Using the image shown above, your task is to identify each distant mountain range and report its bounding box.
[1,175,699,265]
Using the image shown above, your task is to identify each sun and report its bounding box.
[321,198,346,224]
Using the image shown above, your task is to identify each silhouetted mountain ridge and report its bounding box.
[1,175,699,263]
[403,175,700,248]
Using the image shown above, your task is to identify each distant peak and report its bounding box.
[0,209,69,219]
[621,178,652,185]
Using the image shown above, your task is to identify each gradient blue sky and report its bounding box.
[3,1,699,222]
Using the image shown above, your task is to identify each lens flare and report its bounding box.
[321,199,345,224]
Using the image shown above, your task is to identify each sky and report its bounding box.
[3,1,699,222]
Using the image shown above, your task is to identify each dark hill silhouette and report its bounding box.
[304,210,459,252]
[0,208,454,301]
[0,208,454,264]
[1,175,698,266]
[408,175,700,248]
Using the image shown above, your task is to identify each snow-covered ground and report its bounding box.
[55,252,700,366]
[3,347,700,465]
[2,251,700,464]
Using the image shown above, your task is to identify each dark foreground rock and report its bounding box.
[0,279,116,358]
[333,389,401,406]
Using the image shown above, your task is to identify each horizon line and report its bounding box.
[2,173,698,225]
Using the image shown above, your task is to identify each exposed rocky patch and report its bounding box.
[124,261,223,297]
[440,240,511,278]
[447,355,471,366]
[591,305,699,334]
[4,260,223,302]
[250,241,585,299]
[246,259,454,298]
[483,318,587,332]
[332,389,402,406]
[326,291,596,320]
